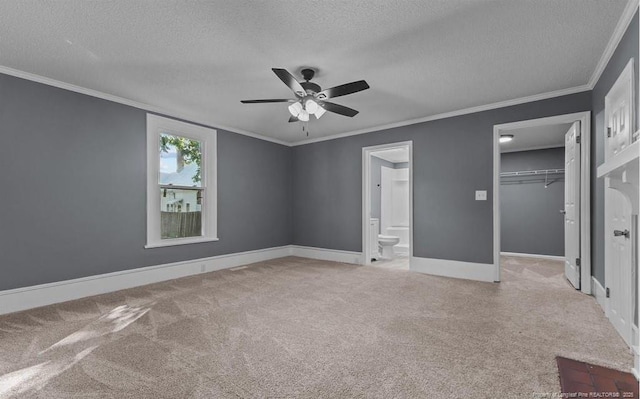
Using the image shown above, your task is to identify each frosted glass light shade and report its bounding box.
[305,98,319,114]
[314,106,326,119]
[298,109,310,122]
[288,102,303,117]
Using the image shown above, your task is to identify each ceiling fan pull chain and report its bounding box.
[303,122,309,137]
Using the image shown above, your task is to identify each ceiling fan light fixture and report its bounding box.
[288,101,303,117]
[499,134,514,143]
[314,106,326,119]
[305,98,319,114]
[298,109,310,122]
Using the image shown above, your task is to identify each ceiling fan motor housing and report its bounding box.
[301,81,321,95]
[300,68,320,94]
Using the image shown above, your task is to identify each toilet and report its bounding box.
[378,234,400,259]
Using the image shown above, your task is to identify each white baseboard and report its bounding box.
[500,252,565,262]
[591,276,607,313]
[0,246,291,316]
[410,257,496,283]
[632,346,640,381]
[290,245,363,265]
[394,245,410,255]
[0,245,492,315]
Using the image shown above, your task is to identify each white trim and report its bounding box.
[597,139,640,178]
[500,252,564,262]
[146,114,218,248]
[493,111,591,293]
[410,257,496,283]
[632,345,640,381]
[0,65,289,147]
[587,0,638,89]
[0,65,592,148]
[0,246,291,316]
[289,245,363,264]
[0,0,634,150]
[292,85,591,146]
[591,276,607,312]
[361,141,413,266]
[144,236,219,249]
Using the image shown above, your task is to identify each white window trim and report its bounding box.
[145,114,218,249]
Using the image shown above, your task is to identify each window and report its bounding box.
[146,114,217,248]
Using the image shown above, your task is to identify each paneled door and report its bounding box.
[605,187,633,346]
[564,121,581,289]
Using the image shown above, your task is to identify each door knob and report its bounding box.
[560,210,566,214]
[613,229,630,238]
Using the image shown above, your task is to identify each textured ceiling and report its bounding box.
[0,1,629,143]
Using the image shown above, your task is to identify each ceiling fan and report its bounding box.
[241,68,369,122]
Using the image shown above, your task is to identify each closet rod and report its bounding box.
[500,168,564,178]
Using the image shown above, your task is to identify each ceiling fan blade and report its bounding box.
[272,68,306,97]
[321,101,359,117]
[316,80,369,100]
[241,99,294,103]
[288,115,299,123]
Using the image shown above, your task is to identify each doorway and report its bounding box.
[493,112,591,293]
[362,141,413,270]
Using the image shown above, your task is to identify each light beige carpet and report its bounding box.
[0,256,632,398]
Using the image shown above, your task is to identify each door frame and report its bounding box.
[362,141,413,266]
[492,111,592,294]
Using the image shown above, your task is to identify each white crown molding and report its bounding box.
[0,65,290,147]
[587,0,638,89]
[0,63,592,148]
[0,0,633,148]
[290,84,591,146]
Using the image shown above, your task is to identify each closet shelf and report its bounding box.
[597,139,639,179]
[500,169,564,178]
[500,168,564,186]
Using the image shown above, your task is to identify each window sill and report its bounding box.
[145,237,219,249]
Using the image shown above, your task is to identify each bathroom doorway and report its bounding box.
[362,141,413,270]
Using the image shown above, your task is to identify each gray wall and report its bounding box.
[500,148,565,256]
[2,12,633,290]
[591,11,638,286]
[292,91,592,264]
[0,73,293,291]
[370,156,394,220]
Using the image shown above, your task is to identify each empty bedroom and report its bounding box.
[0,1,638,397]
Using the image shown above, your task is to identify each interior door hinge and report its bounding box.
[606,287,610,298]
[607,127,612,138]
[576,135,581,144]
[575,258,580,266]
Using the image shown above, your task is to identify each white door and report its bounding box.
[605,188,633,346]
[564,121,581,289]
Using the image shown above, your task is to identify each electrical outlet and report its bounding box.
[475,190,487,201]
